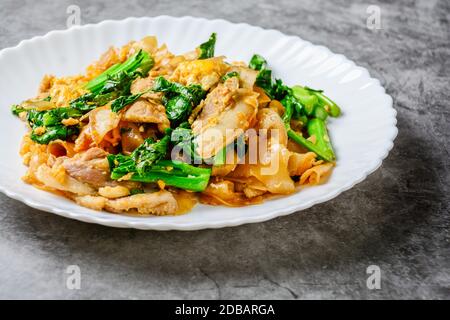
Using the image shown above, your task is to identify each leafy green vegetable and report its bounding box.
[108,130,211,192]
[107,153,135,178]
[249,54,340,161]
[250,55,339,113]
[292,85,341,117]
[109,158,211,192]
[282,98,335,162]
[11,103,82,144]
[212,135,246,166]
[291,86,318,115]
[84,50,153,94]
[313,105,328,121]
[27,108,82,127]
[248,54,289,100]
[111,92,145,113]
[11,50,155,145]
[130,160,211,192]
[132,134,171,175]
[249,54,267,71]
[11,105,25,116]
[307,118,335,160]
[71,71,142,112]
[31,126,79,145]
[184,84,206,107]
[254,69,275,98]
[153,77,205,105]
[153,76,206,125]
[198,33,216,59]
[69,93,101,112]
[287,130,335,162]
[280,94,303,121]
[165,95,192,123]
[26,107,82,144]
[221,71,239,82]
[306,86,341,117]
[70,51,156,114]
[108,133,171,177]
[171,122,202,164]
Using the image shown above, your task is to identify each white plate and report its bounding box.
[0,16,397,230]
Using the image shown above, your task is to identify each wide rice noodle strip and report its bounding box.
[173,190,199,214]
[229,65,258,89]
[88,105,121,146]
[75,195,107,211]
[47,140,76,158]
[211,148,240,177]
[74,125,93,152]
[149,43,188,77]
[226,108,295,195]
[288,152,317,177]
[200,180,261,206]
[299,163,334,185]
[257,145,294,194]
[200,193,261,207]
[225,176,268,199]
[256,108,288,146]
[254,87,271,108]
[35,164,94,196]
[131,36,159,56]
[230,143,295,194]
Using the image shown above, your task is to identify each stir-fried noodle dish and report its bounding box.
[11,33,342,215]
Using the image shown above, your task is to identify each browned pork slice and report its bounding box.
[62,148,110,188]
[192,77,239,129]
[192,77,258,159]
[130,76,162,101]
[122,99,170,132]
[35,164,95,196]
[105,190,178,215]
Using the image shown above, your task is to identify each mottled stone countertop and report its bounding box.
[0,0,448,299]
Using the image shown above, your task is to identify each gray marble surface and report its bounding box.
[0,0,448,300]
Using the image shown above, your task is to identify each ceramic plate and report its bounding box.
[0,16,397,230]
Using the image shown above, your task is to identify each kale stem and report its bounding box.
[129,160,211,192]
[287,129,335,162]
